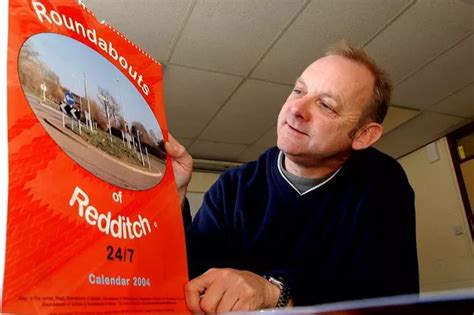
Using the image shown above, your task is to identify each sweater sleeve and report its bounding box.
[184,173,237,279]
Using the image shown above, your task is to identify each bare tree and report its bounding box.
[18,43,43,95]
[88,98,107,130]
[43,68,63,103]
[18,42,64,103]
[131,121,153,146]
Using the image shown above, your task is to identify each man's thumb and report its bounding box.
[165,141,176,156]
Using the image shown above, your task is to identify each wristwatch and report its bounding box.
[264,275,291,308]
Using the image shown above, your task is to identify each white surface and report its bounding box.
[431,82,474,118]
[0,0,9,304]
[426,142,440,163]
[84,0,193,62]
[74,0,474,161]
[253,291,474,314]
[173,137,194,149]
[239,126,277,162]
[374,112,469,158]
[170,0,305,75]
[383,106,420,134]
[200,79,290,144]
[189,140,247,161]
[164,64,242,138]
[252,0,412,84]
[392,34,474,109]
[366,0,473,84]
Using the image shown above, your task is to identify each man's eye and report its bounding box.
[320,102,335,113]
[293,89,302,94]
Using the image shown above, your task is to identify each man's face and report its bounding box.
[277,55,375,165]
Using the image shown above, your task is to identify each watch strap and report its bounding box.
[264,275,291,308]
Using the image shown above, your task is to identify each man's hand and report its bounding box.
[185,268,280,313]
[165,133,193,206]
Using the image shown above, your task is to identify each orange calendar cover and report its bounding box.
[1,0,189,313]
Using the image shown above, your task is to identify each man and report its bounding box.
[165,42,419,313]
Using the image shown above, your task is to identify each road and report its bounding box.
[26,92,166,190]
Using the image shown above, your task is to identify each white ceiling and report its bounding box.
[85,0,473,163]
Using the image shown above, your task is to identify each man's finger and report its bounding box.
[231,298,252,312]
[184,281,205,313]
[215,287,240,313]
[166,133,191,162]
[198,268,250,313]
[164,141,175,156]
[198,278,230,313]
[185,270,219,313]
[165,133,179,156]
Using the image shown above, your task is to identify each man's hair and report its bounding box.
[326,41,392,135]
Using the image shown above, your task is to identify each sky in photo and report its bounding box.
[25,33,163,138]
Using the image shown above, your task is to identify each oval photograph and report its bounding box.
[18,33,166,190]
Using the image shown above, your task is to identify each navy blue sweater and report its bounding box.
[183,147,419,305]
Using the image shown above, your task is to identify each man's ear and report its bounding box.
[351,122,383,151]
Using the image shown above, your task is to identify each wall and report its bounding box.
[398,137,474,292]
[187,171,220,217]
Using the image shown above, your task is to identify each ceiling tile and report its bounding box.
[392,35,474,109]
[366,0,473,84]
[238,126,277,162]
[199,80,291,144]
[174,137,194,148]
[189,140,248,161]
[252,0,411,84]
[431,83,474,119]
[374,112,470,158]
[163,65,242,138]
[383,106,420,134]
[85,0,192,62]
[170,0,305,75]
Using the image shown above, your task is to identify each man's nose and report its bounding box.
[289,96,311,121]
